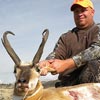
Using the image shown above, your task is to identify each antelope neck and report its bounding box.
[24,81,43,100]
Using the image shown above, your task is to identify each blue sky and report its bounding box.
[0,0,100,83]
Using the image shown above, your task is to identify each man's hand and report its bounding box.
[37,60,56,76]
[49,58,76,73]
[37,58,76,75]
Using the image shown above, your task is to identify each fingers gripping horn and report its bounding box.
[32,29,49,65]
[1,31,21,66]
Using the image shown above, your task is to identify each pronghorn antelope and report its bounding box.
[1,30,100,100]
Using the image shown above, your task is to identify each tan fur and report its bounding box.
[24,81,100,100]
[13,65,100,100]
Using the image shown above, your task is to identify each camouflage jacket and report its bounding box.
[46,23,100,68]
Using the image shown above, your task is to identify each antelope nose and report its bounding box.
[18,78,26,83]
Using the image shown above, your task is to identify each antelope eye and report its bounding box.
[35,66,40,72]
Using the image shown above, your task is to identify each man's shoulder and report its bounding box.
[60,29,76,40]
[61,27,76,36]
[61,30,72,37]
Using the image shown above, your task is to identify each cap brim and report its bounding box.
[71,4,88,11]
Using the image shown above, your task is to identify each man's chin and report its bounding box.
[77,23,87,29]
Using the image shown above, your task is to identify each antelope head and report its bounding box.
[1,29,49,96]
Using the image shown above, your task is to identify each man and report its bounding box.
[38,0,100,87]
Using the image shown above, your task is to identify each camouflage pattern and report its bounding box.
[72,44,100,68]
[72,24,100,67]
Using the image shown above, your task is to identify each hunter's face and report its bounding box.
[73,5,94,29]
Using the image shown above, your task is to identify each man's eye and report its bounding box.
[82,9,87,12]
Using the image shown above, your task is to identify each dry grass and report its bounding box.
[0,84,14,100]
[0,80,56,100]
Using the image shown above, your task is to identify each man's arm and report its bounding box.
[72,24,100,68]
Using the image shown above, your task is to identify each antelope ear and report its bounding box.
[14,67,16,73]
[13,65,21,73]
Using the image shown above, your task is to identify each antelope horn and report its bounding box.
[32,29,49,65]
[1,31,21,66]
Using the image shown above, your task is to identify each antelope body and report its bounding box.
[2,30,100,100]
